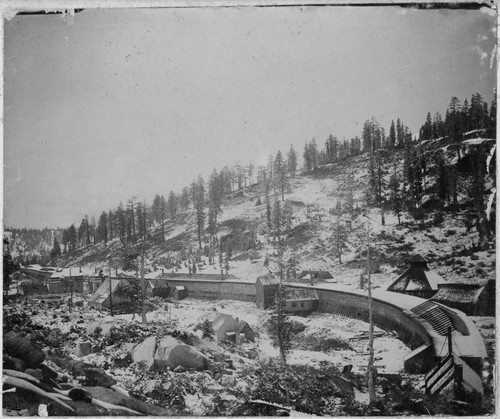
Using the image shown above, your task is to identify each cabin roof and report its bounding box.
[388,264,446,292]
[212,313,253,334]
[88,278,126,304]
[256,275,279,286]
[431,283,485,305]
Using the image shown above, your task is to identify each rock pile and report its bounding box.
[2,331,174,416]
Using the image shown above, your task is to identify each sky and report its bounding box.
[3,5,497,229]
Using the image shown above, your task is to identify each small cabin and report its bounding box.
[146,279,171,298]
[171,285,188,300]
[431,280,495,316]
[284,288,318,315]
[46,278,84,294]
[88,278,130,310]
[211,313,255,344]
[19,281,48,295]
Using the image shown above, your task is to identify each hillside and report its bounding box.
[49,137,495,290]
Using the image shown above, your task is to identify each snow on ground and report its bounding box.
[118,297,412,375]
[164,223,188,242]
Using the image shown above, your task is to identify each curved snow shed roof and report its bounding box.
[156,277,486,373]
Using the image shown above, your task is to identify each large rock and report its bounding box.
[154,336,209,371]
[74,341,92,358]
[131,336,157,370]
[50,358,116,387]
[120,342,137,353]
[3,332,45,368]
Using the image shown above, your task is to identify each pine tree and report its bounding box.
[375,153,386,225]
[127,197,136,241]
[196,202,206,249]
[366,151,377,205]
[264,178,272,232]
[67,224,78,252]
[152,194,166,242]
[303,143,311,172]
[274,150,289,201]
[344,170,355,215]
[388,162,402,225]
[97,211,108,246]
[333,219,348,264]
[432,112,445,139]
[247,162,255,185]
[208,169,223,235]
[287,145,298,175]
[107,210,114,241]
[285,252,299,282]
[51,237,61,258]
[136,201,145,241]
[180,187,190,210]
[309,138,319,170]
[445,96,462,146]
[272,198,283,237]
[419,112,432,141]
[389,120,396,148]
[116,202,127,244]
[61,229,69,253]
[396,118,403,147]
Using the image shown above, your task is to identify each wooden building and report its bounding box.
[88,278,130,310]
[387,255,446,299]
[284,288,318,315]
[255,275,279,309]
[171,285,188,300]
[430,280,495,316]
[146,279,171,298]
[211,313,255,344]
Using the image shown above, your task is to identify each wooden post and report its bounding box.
[365,215,376,405]
[447,326,452,355]
[141,243,147,324]
[109,266,113,316]
[69,268,73,312]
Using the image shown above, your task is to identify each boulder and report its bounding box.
[74,341,92,358]
[120,342,137,353]
[3,355,26,372]
[50,358,116,387]
[131,336,157,370]
[3,332,45,368]
[154,336,209,371]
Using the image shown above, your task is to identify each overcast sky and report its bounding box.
[3,6,496,229]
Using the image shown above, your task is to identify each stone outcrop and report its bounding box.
[154,336,209,371]
[3,332,45,368]
[131,336,157,370]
